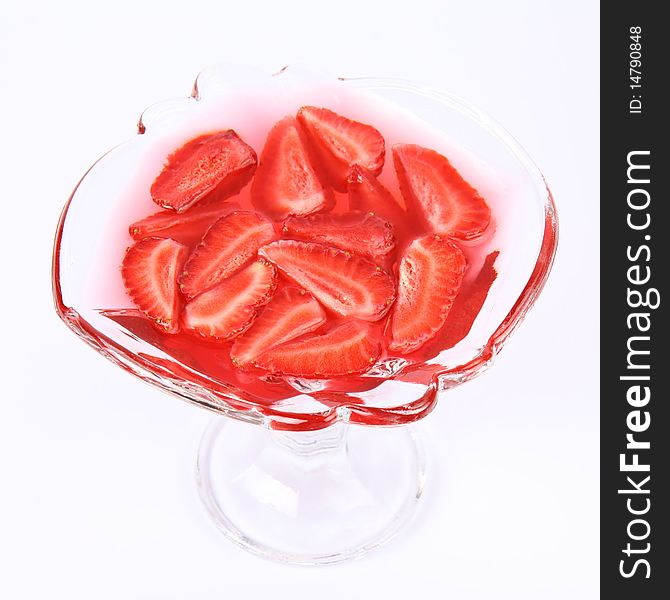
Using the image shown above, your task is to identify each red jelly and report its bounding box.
[115,103,498,396]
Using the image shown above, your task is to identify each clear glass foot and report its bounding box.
[196,416,425,565]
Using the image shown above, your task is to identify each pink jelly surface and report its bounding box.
[92,80,510,407]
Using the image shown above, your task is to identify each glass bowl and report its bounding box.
[52,64,557,564]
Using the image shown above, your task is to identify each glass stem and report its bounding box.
[269,421,349,462]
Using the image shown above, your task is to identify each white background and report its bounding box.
[1,1,599,598]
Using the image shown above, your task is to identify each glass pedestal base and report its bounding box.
[196,416,425,565]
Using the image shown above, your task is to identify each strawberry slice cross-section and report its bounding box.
[253,321,381,377]
[179,211,275,299]
[347,164,407,227]
[283,211,395,260]
[297,106,385,191]
[390,234,467,354]
[259,240,396,321]
[182,260,277,341]
[121,237,190,333]
[151,130,257,213]
[230,286,327,368]
[393,144,491,240]
[251,116,333,220]
[129,199,242,246]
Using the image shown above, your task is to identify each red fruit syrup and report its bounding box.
[99,86,502,407]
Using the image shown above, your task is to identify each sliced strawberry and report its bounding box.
[251,116,333,220]
[297,106,385,191]
[129,199,242,246]
[389,235,467,354]
[259,240,395,321]
[121,238,189,333]
[254,321,380,377]
[347,164,406,223]
[182,261,276,340]
[230,287,327,368]
[283,211,395,259]
[393,144,491,240]
[179,211,275,299]
[151,130,257,213]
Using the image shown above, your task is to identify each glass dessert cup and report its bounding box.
[52,65,558,565]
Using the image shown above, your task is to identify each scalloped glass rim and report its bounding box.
[52,66,558,431]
